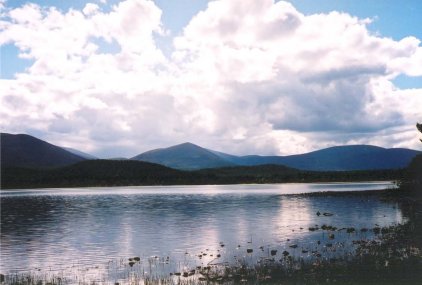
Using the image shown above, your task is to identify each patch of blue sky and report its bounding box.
[151,0,209,58]
[286,0,422,40]
[392,74,422,89]
[1,44,33,79]
[4,0,106,11]
[153,0,209,36]
[91,37,121,54]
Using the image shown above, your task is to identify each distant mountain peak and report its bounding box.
[131,142,234,170]
[179,142,196,146]
[171,142,202,148]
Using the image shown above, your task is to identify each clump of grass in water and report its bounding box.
[6,271,67,285]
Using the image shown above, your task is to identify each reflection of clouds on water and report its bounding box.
[230,207,250,245]
[274,197,313,242]
[117,215,135,258]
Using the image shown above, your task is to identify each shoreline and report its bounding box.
[0,180,396,191]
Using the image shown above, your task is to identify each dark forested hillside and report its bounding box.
[1,160,403,189]
[197,165,403,184]
[1,160,202,189]
[1,133,85,168]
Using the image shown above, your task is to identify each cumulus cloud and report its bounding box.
[171,0,422,154]
[0,0,421,157]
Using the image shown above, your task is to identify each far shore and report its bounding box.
[0,180,396,192]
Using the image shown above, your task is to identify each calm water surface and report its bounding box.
[0,182,402,275]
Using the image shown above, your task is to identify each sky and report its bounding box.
[1,0,421,158]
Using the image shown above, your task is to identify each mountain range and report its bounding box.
[1,132,420,171]
[131,142,420,171]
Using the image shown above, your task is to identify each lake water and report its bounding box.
[0,182,403,282]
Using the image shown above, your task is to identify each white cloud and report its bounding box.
[0,0,421,157]
[83,3,100,16]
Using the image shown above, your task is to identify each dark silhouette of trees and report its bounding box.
[397,123,422,195]
[1,160,403,189]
